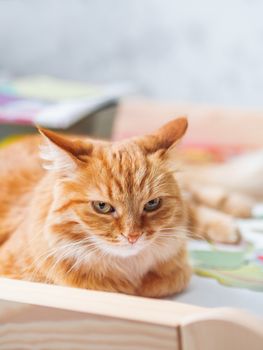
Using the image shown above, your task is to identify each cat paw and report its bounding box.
[205,218,242,244]
[220,193,254,218]
[137,263,192,298]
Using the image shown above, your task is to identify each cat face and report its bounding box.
[40,117,188,258]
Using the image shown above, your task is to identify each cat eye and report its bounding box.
[92,201,115,214]
[144,198,161,212]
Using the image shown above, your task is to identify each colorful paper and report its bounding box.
[189,228,263,292]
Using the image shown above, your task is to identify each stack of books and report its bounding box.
[0,76,131,140]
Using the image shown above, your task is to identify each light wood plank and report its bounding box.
[0,278,203,327]
[0,308,178,350]
[0,278,262,350]
[180,308,263,350]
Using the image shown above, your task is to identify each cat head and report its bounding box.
[39,117,188,259]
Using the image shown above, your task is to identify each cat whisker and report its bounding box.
[29,239,104,280]
[157,230,210,242]
[157,227,209,241]
[51,243,102,270]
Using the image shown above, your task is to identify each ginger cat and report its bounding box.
[0,118,253,297]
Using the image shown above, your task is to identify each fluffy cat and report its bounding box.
[0,118,254,297]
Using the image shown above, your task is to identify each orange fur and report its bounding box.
[0,118,192,297]
[0,117,254,296]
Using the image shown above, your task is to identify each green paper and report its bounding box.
[194,264,263,292]
[190,250,246,269]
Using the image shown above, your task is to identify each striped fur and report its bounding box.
[0,117,253,297]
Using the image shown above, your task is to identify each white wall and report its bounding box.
[0,0,263,106]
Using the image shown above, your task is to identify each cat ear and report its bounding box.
[137,117,188,155]
[38,127,92,171]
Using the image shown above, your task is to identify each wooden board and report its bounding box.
[0,278,262,350]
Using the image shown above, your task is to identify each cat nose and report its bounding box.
[127,232,141,244]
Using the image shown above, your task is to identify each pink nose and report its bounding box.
[127,233,140,244]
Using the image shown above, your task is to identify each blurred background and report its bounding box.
[1,0,263,314]
[1,0,263,151]
[1,0,263,107]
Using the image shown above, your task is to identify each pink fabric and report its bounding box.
[113,98,263,147]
